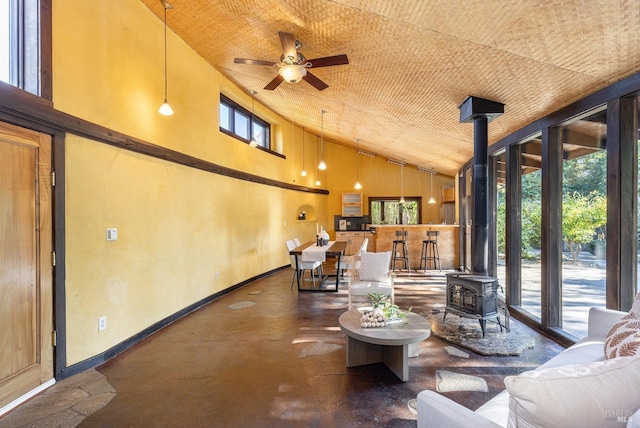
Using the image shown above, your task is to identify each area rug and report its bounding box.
[428,312,534,356]
[435,370,488,392]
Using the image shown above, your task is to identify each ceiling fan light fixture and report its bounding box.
[279,65,307,83]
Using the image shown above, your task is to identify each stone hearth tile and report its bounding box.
[72,392,116,416]
[79,377,116,396]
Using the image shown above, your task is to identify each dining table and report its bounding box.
[289,241,347,292]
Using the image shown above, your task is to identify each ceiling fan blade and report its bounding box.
[264,74,284,90]
[278,31,297,59]
[234,58,277,66]
[307,54,349,68]
[303,71,329,91]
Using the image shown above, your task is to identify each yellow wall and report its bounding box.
[321,142,455,230]
[52,0,454,365]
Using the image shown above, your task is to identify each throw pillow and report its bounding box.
[505,356,640,428]
[631,291,640,316]
[604,311,640,359]
[358,251,391,282]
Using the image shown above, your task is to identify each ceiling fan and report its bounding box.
[234,31,349,91]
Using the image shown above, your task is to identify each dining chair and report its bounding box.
[286,240,323,290]
[335,238,368,277]
[347,251,394,310]
[293,237,302,247]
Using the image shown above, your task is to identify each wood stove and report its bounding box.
[444,273,501,336]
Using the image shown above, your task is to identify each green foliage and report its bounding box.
[371,200,419,224]
[367,292,411,319]
[562,191,607,262]
[496,149,607,262]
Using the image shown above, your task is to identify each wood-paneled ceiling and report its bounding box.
[140,0,640,176]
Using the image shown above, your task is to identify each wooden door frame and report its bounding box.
[0,113,66,380]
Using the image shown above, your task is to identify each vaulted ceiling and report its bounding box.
[140,0,640,176]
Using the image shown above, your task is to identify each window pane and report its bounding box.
[234,111,249,140]
[561,109,607,339]
[494,152,506,287]
[0,0,9,83]
[370,198,420,224]
[637,101,640,296]
[253,122,267,147]
[219,103,231,131]
[520,140,542,319]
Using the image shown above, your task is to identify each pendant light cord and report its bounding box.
[163,5,168,101]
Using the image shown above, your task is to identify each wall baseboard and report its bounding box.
[59,266,287,379]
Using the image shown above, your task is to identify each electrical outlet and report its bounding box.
[98,316,107,332]
[215,271,220,280]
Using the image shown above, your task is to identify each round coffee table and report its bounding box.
[338,309,431,382]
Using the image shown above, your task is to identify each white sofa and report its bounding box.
[417,307,640,428]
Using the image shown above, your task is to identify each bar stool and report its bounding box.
[391,230,410,271]
[419,230,441,271]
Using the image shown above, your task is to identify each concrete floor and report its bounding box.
[0,269,565,427]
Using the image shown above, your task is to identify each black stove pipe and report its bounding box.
[472,116,489,275]
[459,96,504,276]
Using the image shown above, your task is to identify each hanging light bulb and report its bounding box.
[399,160,405,204]
[301,126,307,176]
[318,109,327,170]
[428,171,436,204]
[158,1,174,116]
[249,90,258,147]
[354,138,362,190]
[315,135,321,185]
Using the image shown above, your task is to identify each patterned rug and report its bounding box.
[427,311,535,356]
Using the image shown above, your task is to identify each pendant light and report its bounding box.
[399,159,405,204]
[315,135,321,186]
[428,171,436,204]
[158,1,174,116]
[318,109,327,170]
[418,166,438,203]
[249,90,258,147]
[300,126,307,176]
[354,138,362,190]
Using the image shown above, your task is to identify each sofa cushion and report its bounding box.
[475,390,511,427]
[504,356,640,428]
[537,338,606,370]
[358,251,391,282]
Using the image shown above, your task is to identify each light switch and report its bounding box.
[106,228,118,241]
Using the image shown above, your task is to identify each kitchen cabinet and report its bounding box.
[442,187,455,203]
[335,231,365,255]
[342,192,363,217]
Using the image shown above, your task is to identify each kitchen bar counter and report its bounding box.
[373,225,459,270]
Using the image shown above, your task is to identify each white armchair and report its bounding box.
[347,251,394,309]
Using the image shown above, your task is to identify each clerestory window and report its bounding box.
[219,94,271,150]
[0,0,51,99]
